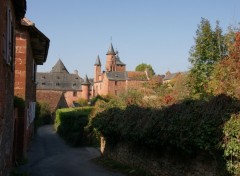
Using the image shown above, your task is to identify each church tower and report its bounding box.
[94,55,101,82]
[105,43,116,72]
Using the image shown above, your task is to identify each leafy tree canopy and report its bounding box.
[135,63,155,76]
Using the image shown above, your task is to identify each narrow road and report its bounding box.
[20,125,125,176]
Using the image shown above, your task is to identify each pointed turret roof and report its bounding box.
[82,75,91,85]
[106,43,116,55]
[94,55,101,66]
[50,59,69,73]
[116,54,126,66]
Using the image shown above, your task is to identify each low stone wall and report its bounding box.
[101,138,228,176]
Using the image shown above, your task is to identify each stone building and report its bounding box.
[13,17,49,161]
[93,43,149,96]
[36,59,91,108]
[0,0,26,174]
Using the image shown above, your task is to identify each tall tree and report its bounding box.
[188,18,226,97]
[135,63,155,76]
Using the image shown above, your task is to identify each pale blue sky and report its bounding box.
[26,0,240,78]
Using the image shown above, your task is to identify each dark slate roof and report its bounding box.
[115,54,126,66]
[106,71,128,81]
[82,75,91,85]
[51,59,69,73]
[36,72,83,91]
[94,55,101,66]
[164,72,181,81]
[106,43,116,55]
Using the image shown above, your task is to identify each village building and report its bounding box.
[36,59,92,108]
[13,17,50,161]
[0,0,26,174]
[93,43,150,96]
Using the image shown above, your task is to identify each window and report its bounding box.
[42,82,45,86]
[32,60,36,82]
[73,91,77,97]
[115,81,117,86]
[56,83,60,86]
[5,7,13,66]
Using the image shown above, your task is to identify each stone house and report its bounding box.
[13,17,49,161]
[36,59,91,108]
[0,0,26,174]
[93,43,149,96]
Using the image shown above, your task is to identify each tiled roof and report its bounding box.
[36,90,68,113]
[36,72,83,91]
[105,71,148,81]
[82,75,91,85]
[51,59,69,73]
[94,55,101,66]
[116,54,126,66]
[164,72,181,81]
[106,43,116,55]
[106,71,128,81]
[127,71,148,81]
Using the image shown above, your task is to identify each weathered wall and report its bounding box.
[64,90,82,107]
[101,140,227,176]
[0,0,16,175]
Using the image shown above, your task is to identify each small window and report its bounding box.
[56,83,60,86]
[42,75,45,79]
[57,76,60,79]
[73,91,77,97]
[42,82,45,86]
[73,83,76,87]
[115,81,117,86]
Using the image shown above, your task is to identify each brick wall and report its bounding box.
[64,90,82,107]
[0,0,16,175]
[14,28,36,159]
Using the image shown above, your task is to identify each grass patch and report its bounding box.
[93,157,153,176]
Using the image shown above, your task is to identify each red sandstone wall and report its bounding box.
[64,90,82,107]
[0,0,16,175]
[14,28,37,160]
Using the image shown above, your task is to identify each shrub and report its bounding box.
[35,101,52,127]
[91,94,240,156]
[55,107,94,146]
[223,113,240,175]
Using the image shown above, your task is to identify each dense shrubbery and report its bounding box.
[91,95,240,153]
[35,101,52,126]
[55,107,93,146]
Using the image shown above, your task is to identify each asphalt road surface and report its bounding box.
[19,125,125,176]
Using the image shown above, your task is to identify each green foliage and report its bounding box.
[91,95,240,154]
[90,95,111,106]
[223,113,240,175]
[135,63,155,76]
[77,98,88,107]
[14,96,25,117]
[35,101,52,127]
[188,18,227,97]
[54,107,94,146]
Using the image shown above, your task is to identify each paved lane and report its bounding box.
[20,125,124,176]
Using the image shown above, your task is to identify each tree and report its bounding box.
[135,63,155,76]
[208,31,240,99]
[188,18,227,97]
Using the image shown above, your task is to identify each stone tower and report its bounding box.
[105,43,116,72]
[94,55,101,82]
[81,75,91,100]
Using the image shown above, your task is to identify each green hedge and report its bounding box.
[55,107,94,146]
[91,95,240,174]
